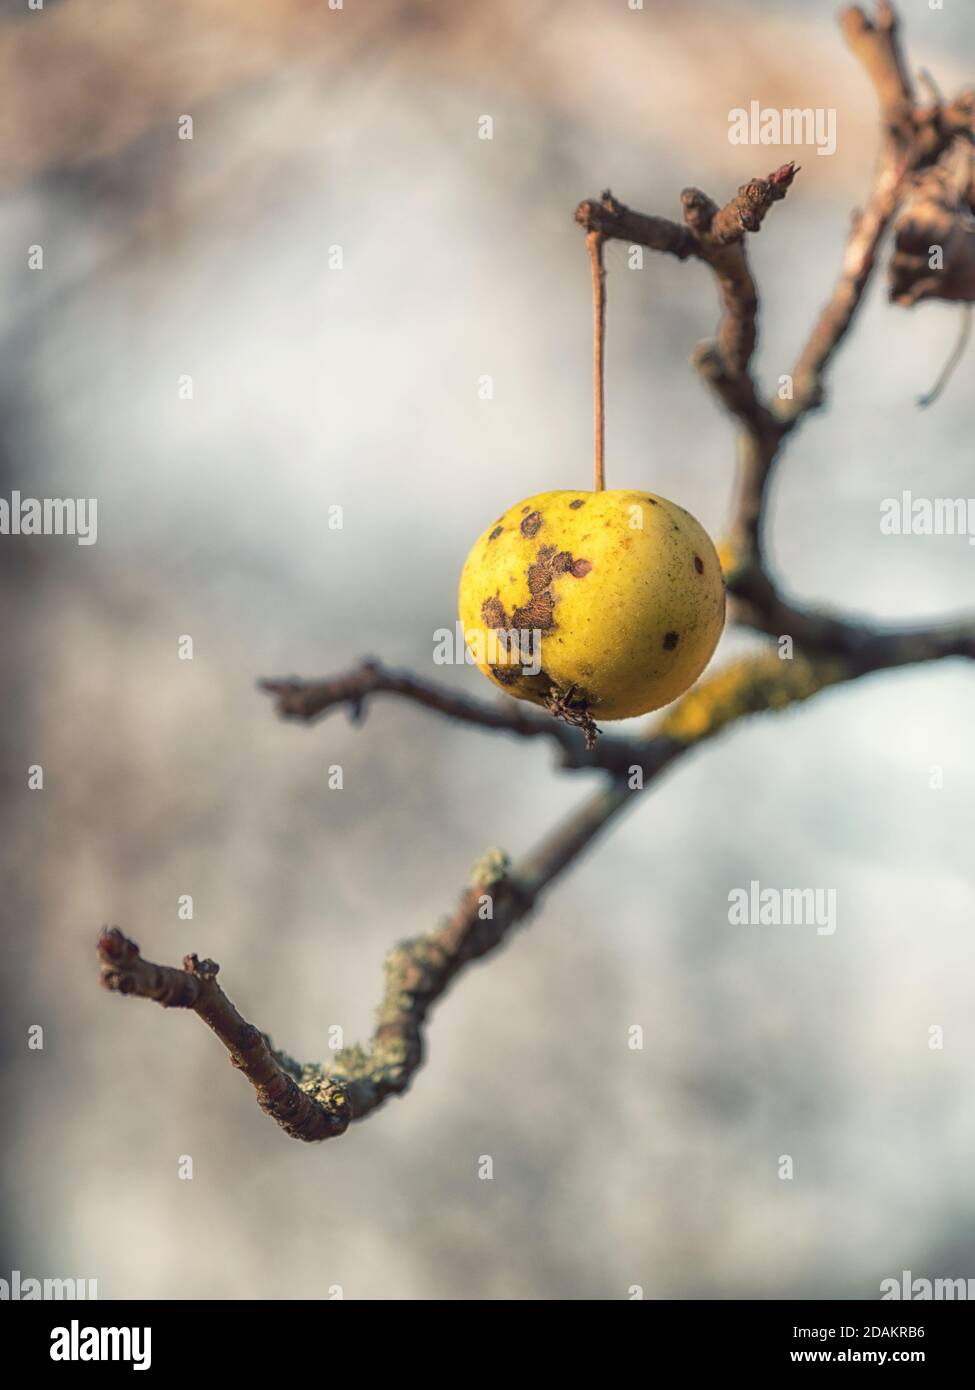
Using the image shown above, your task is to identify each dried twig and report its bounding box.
[260,662,644,774]
[889,145,975,308]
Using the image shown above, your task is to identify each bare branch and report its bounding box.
[98,0,975,1147]
[575,168,798,585]
[97,781,634,1143]
[782,6,975,427]
[839,1,914,134]
[99,611,974,1144]
[260,660,656,775]
[576,164,798,380]
[780,161,907,426]
[725,572,975,668]
[573,192,694,260]
[889,146,975,306]
[729,2,975,573]
[98,929,351,1140]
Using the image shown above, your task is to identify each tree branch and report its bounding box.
[99,612,973,1143]
[889,145,975,306]
[98,782,634,1143]
[259,660,658,775]
[781,4,974,428]
[97,929,350,1140]
[97,0,975,1145]
[728,0,975,591]
[576,162,798,382]
[839,0,914,135]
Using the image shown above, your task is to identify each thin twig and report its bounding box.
[259,661,649,774]
[917,306,973,408]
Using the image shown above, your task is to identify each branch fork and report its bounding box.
[98,3,975,1142]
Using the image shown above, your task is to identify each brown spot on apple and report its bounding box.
[490,665,518,686]
[481,596,508,628]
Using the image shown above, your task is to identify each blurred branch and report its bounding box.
[776,5,974,423]
[260,660,645,774]
[889,144,975,306]
[722,0,973,611]
[98,1,975,1143]
[104,622,972,1143]
[839,0,914,133]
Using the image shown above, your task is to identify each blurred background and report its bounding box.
[1,0,973,1300]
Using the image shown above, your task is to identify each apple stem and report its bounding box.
[587,228,606,492]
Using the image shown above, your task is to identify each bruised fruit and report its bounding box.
[458,489,725,729]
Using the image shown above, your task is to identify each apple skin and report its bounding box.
[458,489,725,720]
